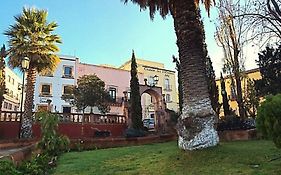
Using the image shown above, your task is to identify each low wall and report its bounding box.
[70,134,177,150]
[0,122,20,139]
[218,129,257,141]
[32,123,127,139]
[0,122,127,140]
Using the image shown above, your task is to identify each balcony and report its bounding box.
[164,85,172,91]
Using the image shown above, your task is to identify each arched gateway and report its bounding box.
[139,85,168,132]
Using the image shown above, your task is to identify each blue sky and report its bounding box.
[1,1,257,77]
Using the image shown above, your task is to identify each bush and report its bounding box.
[217,115,256,131]
[36,111,70,157]
[256,94,281,148]
[0,160,20,175]
[125,128,146,138]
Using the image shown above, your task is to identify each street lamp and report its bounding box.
[19,57,30,138]
[144,75,159,87]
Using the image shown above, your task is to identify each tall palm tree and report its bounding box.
[5,7,61,138]
[123,0,219,150]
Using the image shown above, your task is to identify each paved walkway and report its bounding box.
[0,145,34,161]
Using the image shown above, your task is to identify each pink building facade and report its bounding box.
[77,63,144,115]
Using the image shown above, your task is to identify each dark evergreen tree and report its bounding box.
[255,45,281,96]
[206,56,220,115]
[172,55,183,113]
[0,45,6,110]
[220,73,231,116]
[130,51,143,129]
[200,17,220,115]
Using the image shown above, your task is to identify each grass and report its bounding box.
[53,140,281,175]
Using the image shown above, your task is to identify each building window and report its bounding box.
[165,94,171,103]
[230,83,237,101]
[8,103,12,110]
[109,87,117,101]
[63,106,71,113]
[41,84,51,96]
[127,91,131,100]
[11,78,14,85]
[63,85,73,95]
[63,66,73,78]
[8,75,11,83]
[4,102,8,109]
[164,78,171,91]
[9,90,13,97]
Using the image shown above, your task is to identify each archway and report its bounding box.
[139,85,167,132]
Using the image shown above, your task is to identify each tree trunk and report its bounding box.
[172,0,219,150]
[20,67,36,139]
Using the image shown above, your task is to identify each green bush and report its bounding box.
[256,94,281,148]
[0,160,20,175]
[125,128,146,138]
[17,154,50,175]
[36,111,70,157]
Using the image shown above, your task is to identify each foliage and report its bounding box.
[220,73,231,116]
[4,7,61,72]
[5,7,61,138]
[235,0,281,43]
[123,0,215,19]
[0,112,69,175]
[256,94,281,148]
[243,78,260,118]
[215,0,248,118]
[54,140,281,175]
[62,74,111,113]
[0,44,6,109]
[255,45,281,96]
[129,51,143,130]
[0,160,20,175]
[36,111,70,157]
[125,128,146,138]
[206,56,220,115]
[172,56,183,113]
[217,115,255,131]
[17,153,51,175]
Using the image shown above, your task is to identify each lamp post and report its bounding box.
[19,57,30,138]
[145,75,159,87]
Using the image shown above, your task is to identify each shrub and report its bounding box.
[0,160,20,175]
[125,128,146,138]
[36,111,70,157]
[217,115,255,131]
[256,94,281,148]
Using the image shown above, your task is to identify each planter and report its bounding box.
[218,129,257,141]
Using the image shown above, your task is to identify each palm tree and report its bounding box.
[5,7,61,138]
[123,0,219,150]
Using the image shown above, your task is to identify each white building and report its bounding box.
[1,67,23,111]
[33,55,78,113]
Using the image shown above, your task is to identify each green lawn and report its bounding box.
[53,140,281,175]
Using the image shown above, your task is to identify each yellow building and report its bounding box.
[216,68,261,116]
[120,58,179,119]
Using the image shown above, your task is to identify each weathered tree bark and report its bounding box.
[20,66,36,139]
[172,0,219,150]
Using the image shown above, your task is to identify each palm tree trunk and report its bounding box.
[20,67,36,139]
[172,0,219,150]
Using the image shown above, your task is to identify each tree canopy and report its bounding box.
[62,74,111,114]
[255,44,281,96]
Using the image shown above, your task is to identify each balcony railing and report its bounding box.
[164,85,172,91]
[0,111,126,124]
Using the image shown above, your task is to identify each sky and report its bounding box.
[0,0,259,77]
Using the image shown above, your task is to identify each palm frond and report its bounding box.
[5,7,61,73]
